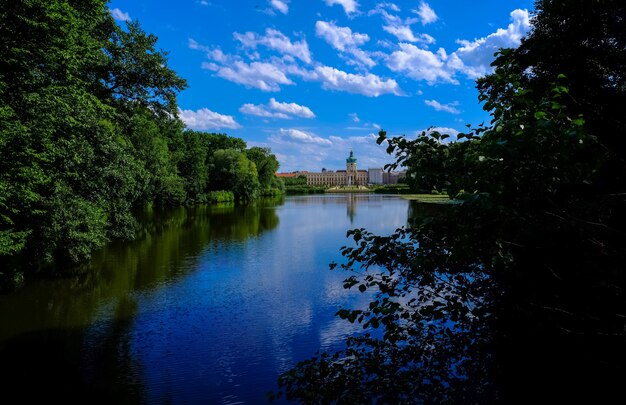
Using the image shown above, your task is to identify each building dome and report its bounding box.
[346,150,357,164]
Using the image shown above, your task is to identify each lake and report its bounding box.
[0,194,413,404]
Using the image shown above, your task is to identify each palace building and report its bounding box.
[302,150,368,187]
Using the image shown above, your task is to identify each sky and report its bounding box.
[108,0,535,172]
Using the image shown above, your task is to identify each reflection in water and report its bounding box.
[0,195,410,404]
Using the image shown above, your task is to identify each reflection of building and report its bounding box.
[302,151,368,186]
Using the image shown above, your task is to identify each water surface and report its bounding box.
[0,194,411,404]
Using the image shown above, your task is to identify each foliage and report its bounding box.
[371,184,412,194]
[0,0,281,284]
[246,147,280,189]
[276,1,626,402]
[209,149,260,202]
[206,191,235,204]
[282,175,308,187]
[284,186,327,195]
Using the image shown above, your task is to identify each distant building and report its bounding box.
[368,168,384,185]
[276,152,406,186]
[302,151,368,186]
[381,170,407,185]
[275,173,297,179]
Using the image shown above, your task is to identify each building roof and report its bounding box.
[276,173,297,178]
[346,150,357,164]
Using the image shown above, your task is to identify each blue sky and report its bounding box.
[109,0,534,172]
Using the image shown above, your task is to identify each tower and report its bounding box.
[346,150,357,186]
[346,150,357,172]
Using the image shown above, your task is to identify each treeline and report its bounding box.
[0,0,280,283]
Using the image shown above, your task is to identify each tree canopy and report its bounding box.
[0,0,280,288]
[275,1,626,402]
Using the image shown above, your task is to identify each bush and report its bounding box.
[207,190,235,203]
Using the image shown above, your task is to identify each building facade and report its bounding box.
[368,168,384,185]
[303,151,368,186]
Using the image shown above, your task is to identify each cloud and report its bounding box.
[323,0,359,16]
[369,5,432,44]
[268,129,394,172]
[202,59,293,91]
[424,99,461,114]
[179,108,241,130]
[383,9,531,84]
[315,21,369,51]
[315,21,375,68]
[427,127,460,137]
[452,9,530,79]
[382,26,434,44]
[307,65,403,97]
[276,128,332,145]
[386,43,457,84]
[234,28,311,63]
[413,1,438,25]
[349,113,360,122]
[240,98,315,119]
[270,0,289,14]
[110,8,130,22]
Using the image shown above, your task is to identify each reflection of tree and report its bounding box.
[0,199,282,402]
[0,297,148,403]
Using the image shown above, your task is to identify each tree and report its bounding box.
[245,147,280,189]
[276,1,626,402]
[209,149,260,202]
[0,0,188,281]
[98,20,187,117]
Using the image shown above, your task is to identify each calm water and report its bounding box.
[0,194,411,404]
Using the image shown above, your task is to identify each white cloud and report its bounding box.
[382,25,433,44]
[270,0,289,14]
[315,21,369,51]
[370,6,432,45]
[386,43,457,84]
[308,65,403,97]
[240,98,315,119]
[234,28,311,63]
[413,1,438,25]
[277,128,332,145]
[269,98,315,118]
[202,60,293,92]
[324,0,359,15]
[427,127,460,137]
[349,113,360,122]
[240,103,287,119]
[425,99,461,114]
[381,9,531,84]
[315,21,375,68]
[110,8,130,22]
[452,9,530,79]
[179,108,241,130]
[268,129,394,172]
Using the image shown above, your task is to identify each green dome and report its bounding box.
[346,150,357,164]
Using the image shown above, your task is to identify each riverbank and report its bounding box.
[399,194,456,204]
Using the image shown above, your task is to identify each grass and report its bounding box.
[400,194,457,203]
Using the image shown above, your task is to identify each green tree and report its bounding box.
[0,0,188,280]
[179,130,211,202]
[276,1,626,402]
[209,149,260,202]
[98,20,187,117]
[245,146,280,189]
